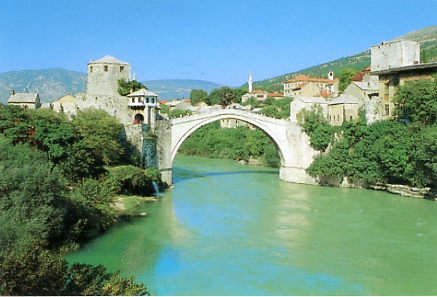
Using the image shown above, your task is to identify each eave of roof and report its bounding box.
[370,62,437,75]
[8,93,39,103]
[128,88,158,97]
[90,55,130,65]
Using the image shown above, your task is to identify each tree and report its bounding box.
[394,78,437,125]
[206,88,222,106]
[168,109,192,118]
[338,68,358,93]
[189,89,208,106]
[206,87,236,106]
[218,87,236,106]
[118,79,147,96]
[260,105,279,118]
[233,88,247,104]
[241,97,259,108]
[71,109,125,166]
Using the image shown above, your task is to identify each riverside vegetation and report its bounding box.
[0,105,163,295]
[175,79,437,197]
[298,78,437,193]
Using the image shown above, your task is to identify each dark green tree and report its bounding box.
[206,88,221,106]
[394,78,437,125]
[338,68,358,93]
[218,87,236,106]
[117,79,147,96]
[189,89,208,106]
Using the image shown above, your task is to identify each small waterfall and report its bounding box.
[152,181,161,196]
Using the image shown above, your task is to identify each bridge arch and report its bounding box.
[156,109,317,185]
[170,112,288,167]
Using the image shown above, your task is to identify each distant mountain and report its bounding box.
[141,79,225,100]
[0,68,87,104]
[0,68,225,104]
[249,25,437,92]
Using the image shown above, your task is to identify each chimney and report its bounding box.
[11,90,15,96]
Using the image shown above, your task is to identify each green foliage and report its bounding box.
[64,263,150,296]
[394,78,437,125]
[241,97,259,108]
[179,121,280,167]
[0,106,156,294]
[338,68,358,93]
[233,88,246,104]
[307,116,437,188]
[189,89,208,105]
[106,165,163,196]
[259,97,292,119]
[159,103,169,114]
[297,104,336,152]
[207,87,237,106]
[206,88,222,106]
[118,79,147,96]
[71,109,125,165]
[168,109,192,118]
[260,105,279,118]
[263,97,276,106]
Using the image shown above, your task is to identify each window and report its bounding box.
[350,116,353,120]
[104,65,108,71]
[132,98,135,104]
[120,66,124,72]
[385,104,390,116]
[90,66,93,73]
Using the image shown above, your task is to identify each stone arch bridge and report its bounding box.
[155,109,318,185]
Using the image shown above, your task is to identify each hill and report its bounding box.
[141,79,225,100]
[0,68,87,104]
[0,68,225,104]
[249,25,437,92]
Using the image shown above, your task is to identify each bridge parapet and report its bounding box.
[170,109,288,125]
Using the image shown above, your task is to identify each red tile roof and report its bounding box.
[267,92,284,97]
[285,74,338,84]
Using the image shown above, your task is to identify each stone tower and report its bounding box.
[248,72,253,93]
[86,55,131,98]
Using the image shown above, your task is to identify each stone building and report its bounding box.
[370,40,437,120]
[75,55,161,153]
[127,88,159,128]
[50,94,77,116]
[327,94,359,126]
[289,96,328,122]
[283,73,338,98]
[344,67,379,124]
[7,91,41,109]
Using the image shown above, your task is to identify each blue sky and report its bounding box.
[1,0,437,86]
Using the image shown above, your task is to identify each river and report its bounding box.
[67,154,437,295]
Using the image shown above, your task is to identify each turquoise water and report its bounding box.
[67,154,437,295]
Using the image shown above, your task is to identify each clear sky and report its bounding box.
[1,0,437,86]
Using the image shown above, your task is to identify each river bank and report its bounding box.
[318,176,437,201]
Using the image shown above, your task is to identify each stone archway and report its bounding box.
[134,113,144,124]
[156,109,318,185]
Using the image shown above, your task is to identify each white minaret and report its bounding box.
[249,72,253,93]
